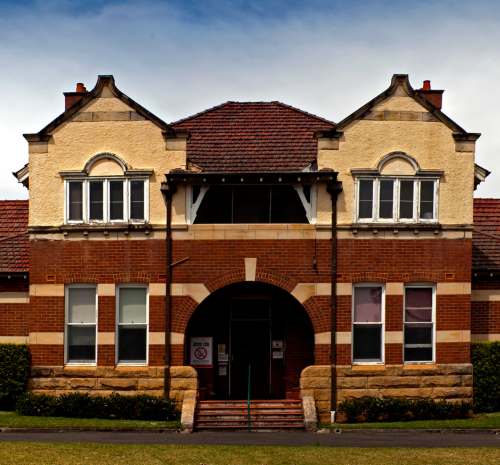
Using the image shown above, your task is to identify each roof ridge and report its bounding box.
[270,101,336,126]
[170,102,232,126]
[171,101,336,127]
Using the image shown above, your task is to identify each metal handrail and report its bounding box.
[247,364,251,432]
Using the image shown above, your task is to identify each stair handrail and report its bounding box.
[247,364,251,432]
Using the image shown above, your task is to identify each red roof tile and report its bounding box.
[171,102,335,173]
[0,201,29,272]
[473,198,500,270]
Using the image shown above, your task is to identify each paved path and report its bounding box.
[1,431,500,447]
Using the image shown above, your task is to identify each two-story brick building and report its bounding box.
[1,74,491,423]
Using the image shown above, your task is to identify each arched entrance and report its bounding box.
[185,282,314,400]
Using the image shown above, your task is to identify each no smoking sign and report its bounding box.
[195,347,207,360]
[190,337,213,368]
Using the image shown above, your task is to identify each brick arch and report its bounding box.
[302,296,330,335]
[350,271,439,284]
[401,272,439,283]
[113,273,151,283]
[174,268,323,336]
[350,272,389,283]
[64,273,100,284]
[205,268,299,294]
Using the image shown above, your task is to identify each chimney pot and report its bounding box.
[415,79,443,110]
[64,82,89,110]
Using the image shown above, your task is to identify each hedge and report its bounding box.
[16,392,180,421]
[0,343,30,410]
[471,341,500,412]
[338,396,473,423]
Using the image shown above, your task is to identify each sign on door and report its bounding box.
[190,337,213,368]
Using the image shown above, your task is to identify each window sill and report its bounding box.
[60,223,152,232]
[351,362,385,366]
[403,361,435,365]
[116,363,148,367]
[65,362,97,367]
[351,222,441,230]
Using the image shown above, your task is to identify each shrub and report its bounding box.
[471,341,500,413]
[338,396,473,423]
[0,343,30,410]
[16,392,180,421]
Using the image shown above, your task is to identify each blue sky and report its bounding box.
[1,0,500,198]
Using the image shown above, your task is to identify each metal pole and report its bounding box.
[247,364,251,432]
[327,180,342,419]
[164,194,172,399]
[161,181,177,400]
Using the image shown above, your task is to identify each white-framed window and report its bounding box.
[352,283,385,363]
[65,284,97,365]
[116,284,149,365]
[356,177,438,223]
[65,178,149,224]
[403,284,436,363]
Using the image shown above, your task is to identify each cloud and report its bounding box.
[1,0,499,198]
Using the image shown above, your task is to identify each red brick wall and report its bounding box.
[0,303,29,336]
[0,277,29,337]
[28,237,471,368]
[472,279,500,335]
[337,239,471,282]
[472,301,500,334]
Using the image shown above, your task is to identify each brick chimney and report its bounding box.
[63,83,88,110]
[415,80,444,109]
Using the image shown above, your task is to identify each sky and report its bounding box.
[1,0,500,199]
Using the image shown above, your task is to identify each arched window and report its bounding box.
[352,152,441,223]
[61,153,152,224]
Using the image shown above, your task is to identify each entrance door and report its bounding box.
[230,298,270,399]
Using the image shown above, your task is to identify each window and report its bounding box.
[404,285,435,362]
[65,285,97,364]
[352,284,384,363]
[356,178,437,223]
[116,285,148,364]
[65,178,148,223]
[191,185,310,224]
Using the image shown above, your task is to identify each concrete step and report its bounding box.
[194,399,304,431]
[195,425,304,430]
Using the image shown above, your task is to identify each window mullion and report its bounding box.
[394,178,399,222]
[83,180,88,222]
[415,180,420,221]
[104,179,109,223]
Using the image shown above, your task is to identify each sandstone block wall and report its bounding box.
[169,366,199,408]
[336,364,473,405]
[300,363,473,424]
[27,365,198,408]
[300,365,331,423]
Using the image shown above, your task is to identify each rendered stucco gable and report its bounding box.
[26,78,187,228]
[316,77,476,227]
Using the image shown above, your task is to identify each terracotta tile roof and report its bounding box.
[171,101,335,173]
[473,198,500,270]
[0,201,29,273]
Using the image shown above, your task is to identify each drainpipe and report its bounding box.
[160,180,178,400]
[326,179,342,417]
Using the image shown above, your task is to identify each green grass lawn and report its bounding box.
[0,443,499,465]
[0,411,180,430]
[319,411,500,429]
[3,409,500,431]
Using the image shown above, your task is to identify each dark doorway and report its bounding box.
[230,297,270,399]
[184,282,314,400]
